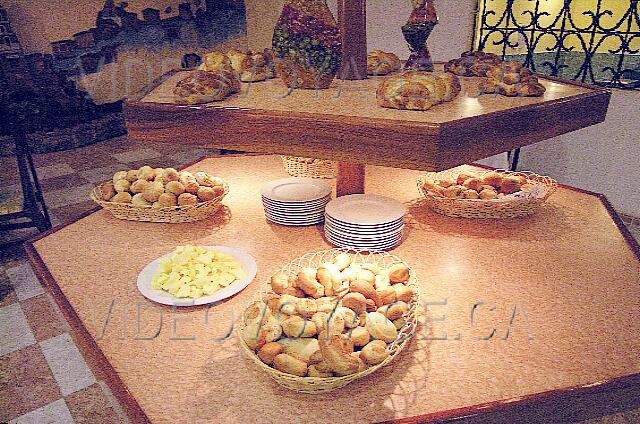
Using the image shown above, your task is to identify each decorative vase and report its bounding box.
[272,0,342,89]
[402,0,438,71]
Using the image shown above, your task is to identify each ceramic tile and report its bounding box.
[111,148,162,163]
[0,303,37,356]
[44,183,96,209]
[21,293,68,342]
[78,164,129,184]
[6,263,45,301]
[40,332,96,396]
[0,272,18,307]
[0,344,61,422]
[65,383,121,424]
[97,380,130,424]
[34,163,75,180]
[49,201,99,226]
[8,399,74,424]
[170,149,213,167]
[40,174,91,194]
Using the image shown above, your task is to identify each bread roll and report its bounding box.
[100,183,116,201]
[166,181,186,196]
[333,253,352,271]
[374,274,391,290]
[349,280,378,304]
[318,333,359,376]
[157,193,178,208]
[463,189,480,199]
[393,284,414,303]
[162,168,179,182]
[366,312,398,343]
[347,326,370,347]
[276,294,299,315]
[114,179,130,193]
[361,340,389,365]
[241,315,282,350]
[377,301,409,321]
[307,365,332,378]
[296,298,318,317]
[270,271,290,294]
[341,292,367,314]
[278,337,320,363]
[281,315,317,338]
[184,181,200,195]
[111,192,132,203]
[132,193,152,206]
[142,181,164,203]
[112,171,127,184]
[463,178,483,192]
[273,354,308,377]
[130,179,149,194]
[257,342,283,365]
[482,172,504,188]
[197,187,217,202]
[479,189,499,200]
[387,263,410,283]
[125,170,139,182]
[376,286,397,307]
[178,193,198,206]
[297,268,325,298]
[336,307,358,329]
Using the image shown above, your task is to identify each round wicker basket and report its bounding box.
[238,248,420,394]
[281,156,337,179]
[417,169,557,219]
[90,182,229,223]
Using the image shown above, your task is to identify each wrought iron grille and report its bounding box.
[472,0,640,89]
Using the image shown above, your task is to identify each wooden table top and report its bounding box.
[27,155,640,423]
[124,66,610,171]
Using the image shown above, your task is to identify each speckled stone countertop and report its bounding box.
[31,155,640,423]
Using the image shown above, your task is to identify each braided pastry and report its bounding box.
[227,48,275,82]
[479,61,545,97]
[377,71,461,111]
[444,51,502,77]
[173,69,241,104]
[367,50,402,76]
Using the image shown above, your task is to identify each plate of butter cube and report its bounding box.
[137,245,257,306]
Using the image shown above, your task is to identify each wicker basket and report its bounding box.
[90,182,229,223]
[281,156,337,179]
[417,169,557,219]
[238,248,420,394]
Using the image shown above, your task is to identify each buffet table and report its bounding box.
[26,155,640,423]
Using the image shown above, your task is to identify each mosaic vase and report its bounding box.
[272,0,342,89]
[402,0,438,71]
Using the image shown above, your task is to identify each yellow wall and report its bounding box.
[476,0,638,54]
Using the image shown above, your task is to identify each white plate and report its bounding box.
[262,178,332,202]
[325,226,404,241]
[325,214,404,229]
[137,246,257,307]
[325,219,404,234]
[262,195,331,206]
[325,194,405,225]
[326,231,403,245]
[266,215,325,224]
[325,232,401,250]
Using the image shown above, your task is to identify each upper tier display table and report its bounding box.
[26,155,640,424]
[123,65,610,172]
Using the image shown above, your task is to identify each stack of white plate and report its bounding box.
[261,177,332,226]
[324,194,405,251]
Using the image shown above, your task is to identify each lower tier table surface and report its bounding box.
[27,155,640,423]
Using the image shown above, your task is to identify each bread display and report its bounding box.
[377,71,461,111]
[173,69,241,104]
[419,170,539,200]
[444,51,502,77]
[479,61,546,97]
[98,166,227,208]
[239,250,418,385]
[367,50,402,76]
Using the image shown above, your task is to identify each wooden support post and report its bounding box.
[337,0,368,80]
[336,162,365,196]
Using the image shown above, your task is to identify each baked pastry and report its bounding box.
[367,50,401,76]
[318,333,361,376]
[199,51,232,73]
[174,70,240,105]
[227,48,272,83]
[479,61,545,97]
[377,71,461,111]
[100,183,116,201]
[444,51,502,77]
[366,312,398,343]
[421,170,537,199]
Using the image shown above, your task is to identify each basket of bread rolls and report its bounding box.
[417,169,557,219]
[281,156,337,179]
[90,166,229,223]
[238,248,419,393]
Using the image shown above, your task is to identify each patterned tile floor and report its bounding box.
[0,137,639,423]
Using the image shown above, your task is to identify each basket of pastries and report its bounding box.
[90,166,229,223]
[417,169,557,219]
[281,156,337,179]
[238,248,420,393]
